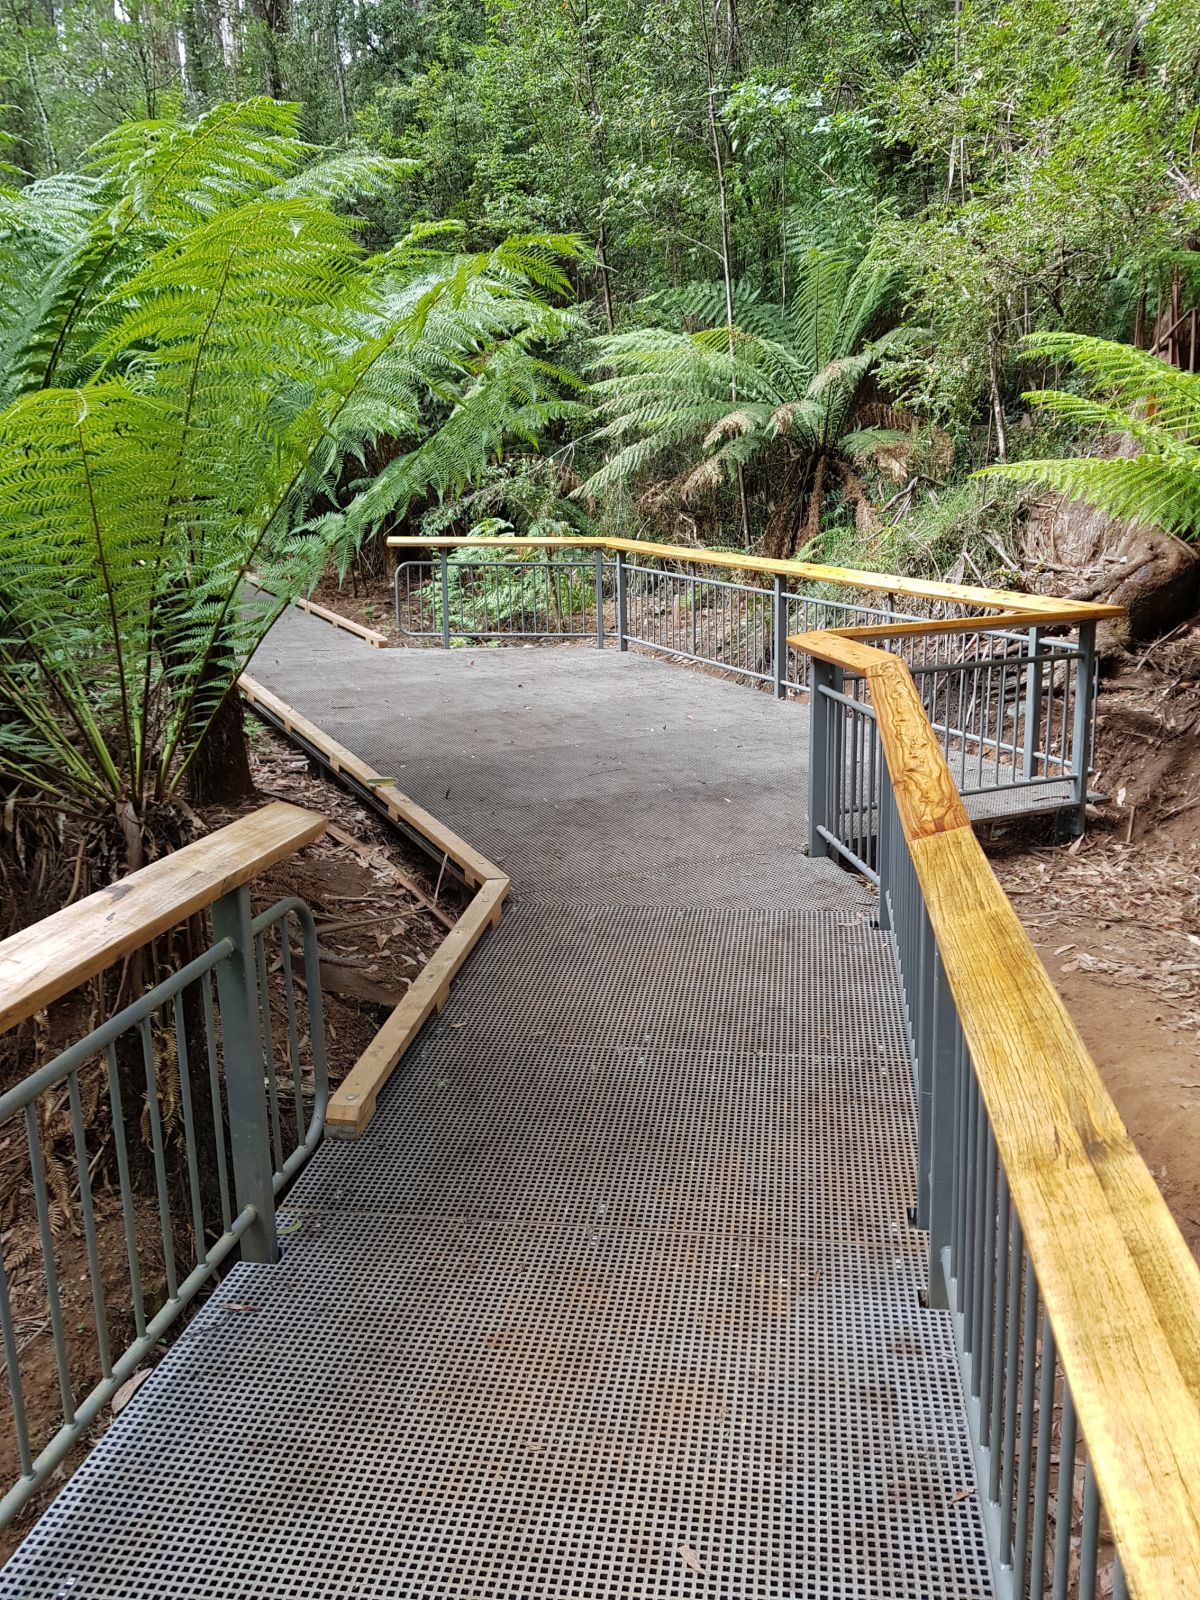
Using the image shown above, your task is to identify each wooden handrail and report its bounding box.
[387,534,1124,625]
[0,802,325,1036]
[791,629,1200,1598]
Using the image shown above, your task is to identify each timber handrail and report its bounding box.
[792,628,1200,1598]
[387,534,1124,626]
[0,801,325,1036]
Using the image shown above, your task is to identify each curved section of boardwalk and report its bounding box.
[0,611,993,1599]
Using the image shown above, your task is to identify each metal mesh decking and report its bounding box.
[0,614,993,1598]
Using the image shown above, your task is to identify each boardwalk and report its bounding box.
[0,610,992,1598]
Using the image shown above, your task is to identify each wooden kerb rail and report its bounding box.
[239,675,510,1137]
[791,628,1200,1600]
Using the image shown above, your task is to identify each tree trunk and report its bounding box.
[187,685,255,806]
[798,455,827,555]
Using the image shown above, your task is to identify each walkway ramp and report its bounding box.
[0,611,991,1597]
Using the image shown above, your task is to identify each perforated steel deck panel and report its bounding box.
[0,614,993,1598]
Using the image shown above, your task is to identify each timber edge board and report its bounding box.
[246,573,389,649]
[238,674,509,1139]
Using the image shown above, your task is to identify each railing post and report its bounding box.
[772,577,786,699]
[808,660,837,858]
[210,884,278,1265]
[1021,624,1043,779]
[438,550,452,649]
[1069,621,1097,836]
[876,753,894,932]
[925,952,959,1308]
[615,548,628,652]
[594,549,605,650]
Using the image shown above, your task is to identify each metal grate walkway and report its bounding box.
[0,612,993,1598]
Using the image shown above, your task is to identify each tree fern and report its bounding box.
[582,241,920,555]
[0,101,583,840]
[982,333,1200,540]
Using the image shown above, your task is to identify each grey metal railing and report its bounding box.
[394,547,1096,833]
[808,671,1125,1599]
[879,783,1125,1600]
[808,622,1096,845]
[0,883,326,1528]
[394,548,956,693]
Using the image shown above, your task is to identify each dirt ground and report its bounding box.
[992,620,1200,1253]
[0,718,458,1559]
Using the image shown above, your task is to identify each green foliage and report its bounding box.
[982,334,1200,541]
[582,240,920,553]
[0,101,583,822]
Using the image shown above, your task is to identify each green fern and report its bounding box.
[0,101,584,830]
[582,241,921,555]
[982,333,1200,540]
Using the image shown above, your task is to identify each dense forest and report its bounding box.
[3,0,1200,869]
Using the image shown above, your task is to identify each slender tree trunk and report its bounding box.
[331,0,350,140]
[596,222,615,333]
[799,455,827,555]
[706,78,752,548]
[988,331,1008,463]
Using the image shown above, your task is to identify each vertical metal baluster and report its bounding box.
[1028,1317,1058,1597]
[105,1043,147,1337]
[255,930,284,1174]
[960,1064,979,1321]
[950,1030,968,1281]
[1078,1459,1100,1599]
[67,1071,113,1380]
[974,1128,997,1412]
[0,1235,33,1478]
[995,658,1007,783]
[594,549,605,648]
[1051,1380,1078,1599]
[987,1167,1010,1484]
[202,978,232,1235]
[139,1017,178,1301]
[966,1080,986,1351]
[25,1104,75,1422]
[280,928,305,1145]
[999,1210,1023,1557]
[1060,647,1073,775]
[1013,1259,1039,1596]
[172,992,208,1269]
[1112,1554,1128,1600]
[438,550,451,648]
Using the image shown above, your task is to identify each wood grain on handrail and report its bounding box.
[0,802,325,1036]
[387,534,1125,623]
[791,628,1200,1599]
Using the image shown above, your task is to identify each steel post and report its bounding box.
[1021,624,1043,779]
[211,885,278,1264]
[438,550,452,649]
[594,550,605,650]
[808,661,835,858]
[924,953,959,1308]
[772,577,786,699]
[1069,621,1097,836]
[615,548,628,651]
